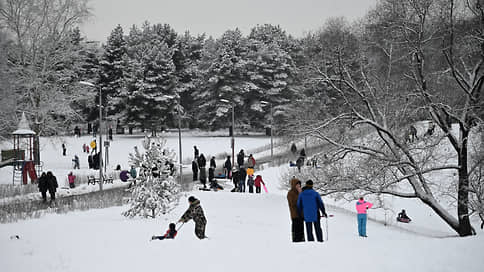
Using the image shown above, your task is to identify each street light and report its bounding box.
[261,101,274,160]
[220,98,235,169]
[79,81,103,191]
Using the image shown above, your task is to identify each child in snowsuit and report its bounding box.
[179,196,207,239]
[151,223,178,240]
[67,172,76,188]
[254,175,265,193]
[356,197,373,237]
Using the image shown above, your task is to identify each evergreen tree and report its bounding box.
[98,25,127,121]
[123,137,180,218]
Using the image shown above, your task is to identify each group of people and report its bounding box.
[287,177,376,242]
[38,171,59,203]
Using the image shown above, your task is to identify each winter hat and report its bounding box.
[188,196,197,203]
[305,180,314,187]
[169,223,176,230]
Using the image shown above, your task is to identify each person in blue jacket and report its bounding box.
[297,180,327,242]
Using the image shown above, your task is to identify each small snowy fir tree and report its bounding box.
[123,136,180,218]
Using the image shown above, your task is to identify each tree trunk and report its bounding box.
[457,129,474,236]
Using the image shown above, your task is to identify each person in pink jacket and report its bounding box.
[356,197,373,237]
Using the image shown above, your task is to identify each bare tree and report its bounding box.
[0,0,91,135]
[287,0,482,236]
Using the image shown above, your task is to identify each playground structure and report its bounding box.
[0,113,42,185]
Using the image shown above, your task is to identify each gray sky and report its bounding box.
[81,0,377,42]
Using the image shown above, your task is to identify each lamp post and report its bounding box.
[79,81,103,191]
[261,101,273,160]
[176,100,183,187]
[220,99,235,169]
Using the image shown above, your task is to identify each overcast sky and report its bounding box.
[81,0,377,42]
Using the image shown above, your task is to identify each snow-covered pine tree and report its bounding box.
[123,136,181,218]
[98,25,127,121]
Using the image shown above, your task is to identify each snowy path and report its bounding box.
[1,188,483,272]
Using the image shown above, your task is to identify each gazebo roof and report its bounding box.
[12,112,36,135]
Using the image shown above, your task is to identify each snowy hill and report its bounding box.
[1,186,483,272]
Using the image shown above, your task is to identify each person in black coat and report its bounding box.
[197,154,206,169]
[237,149,245,168]
[223,156,232,178]
[193,146,199,159]
[210,156,216,170]
[46,171,58,202]
[38,172,48,203]
[192,160,199,181]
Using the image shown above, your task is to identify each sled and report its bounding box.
[263,184,268,193]
[397,217,411,223]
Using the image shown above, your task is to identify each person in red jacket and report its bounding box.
[254,175,265,194]
[151,223,177,240]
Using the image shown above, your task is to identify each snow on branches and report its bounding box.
[123,136,181,218]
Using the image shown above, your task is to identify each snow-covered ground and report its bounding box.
[1,180,483,272]
[1,133,483,272]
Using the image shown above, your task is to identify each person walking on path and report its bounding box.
[72,155,80,169]
[223,156,232,178]
[38,172,48,203]
[254,175,265,194]
[356,197,373,237]
[297,180,327,242]
[46,171,58,202]
[287,177,304,242]
[179,196,207,239]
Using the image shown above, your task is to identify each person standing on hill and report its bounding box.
[297,180,327,242]
[247,154,256,168]
[237,149,245,168]
[223,156,232,178]
[192,160,199,181]
[46,171,58,202]
[287,177,304,242]
[194,146,199,159]
[210,156,216,170]
[355,197,373,237]
[254,175,265,194]
[38,172,48,203]
[179,196,207,239]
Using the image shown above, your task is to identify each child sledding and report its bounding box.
[396,209,412,223]
[151,223,178,240]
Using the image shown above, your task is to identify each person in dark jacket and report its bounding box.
[192,160,199,181]
[237,149,245,168]
[62,143,67,156]
[231,168,239,192]
[193,146,199,159]
[238,167,246,192]
[297,180,327,242]
[38,172,48,203]
[210,156,216,170]
[397,209,411,223]
[197,154,206,169]
[223,156,232,178]
[179,196,207,239]
[287,177,304,242]
[46,171,58,202]
[151,223,178,240]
